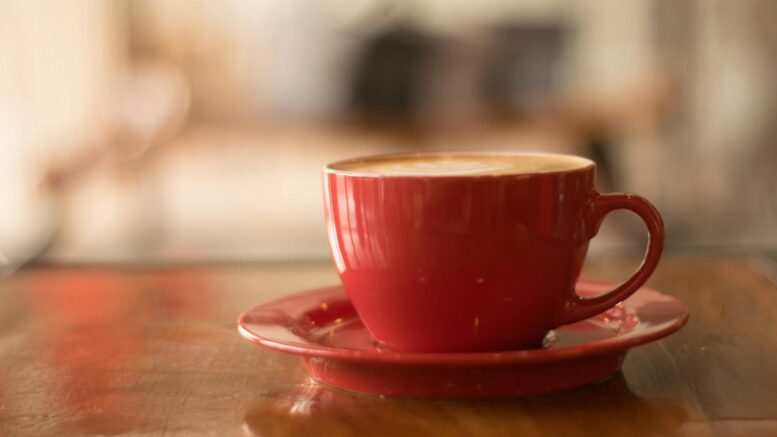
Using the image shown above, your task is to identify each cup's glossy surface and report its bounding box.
[323,152,664,352]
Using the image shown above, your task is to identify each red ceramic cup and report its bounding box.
[323,152,664,353]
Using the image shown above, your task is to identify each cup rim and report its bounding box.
[323,151,595,178]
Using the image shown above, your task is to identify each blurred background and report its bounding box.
[1,0,776,269]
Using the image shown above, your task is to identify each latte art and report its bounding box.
[375,159,515,175]
[330,153,592,176]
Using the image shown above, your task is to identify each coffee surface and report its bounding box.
[331,153,591,176]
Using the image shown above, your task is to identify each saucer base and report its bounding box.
[304,353,624,398]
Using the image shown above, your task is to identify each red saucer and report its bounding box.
[238,280,688,398]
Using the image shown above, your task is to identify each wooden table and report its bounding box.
[1,255,776,436]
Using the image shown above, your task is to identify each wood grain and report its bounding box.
[0,256,775,436]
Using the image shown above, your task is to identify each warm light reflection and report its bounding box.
[22,268,214,434]
[25,271,146,434]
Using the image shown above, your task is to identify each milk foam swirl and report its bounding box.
[374,159,514,175]
[330,153,591,176]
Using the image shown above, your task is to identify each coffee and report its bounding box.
[329,153,592,176]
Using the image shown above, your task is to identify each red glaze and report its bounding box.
[323,152,665,352]
[237,281,689,398]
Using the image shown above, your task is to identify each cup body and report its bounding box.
[324,153,599,352]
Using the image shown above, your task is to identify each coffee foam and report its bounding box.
[330,153,591,176]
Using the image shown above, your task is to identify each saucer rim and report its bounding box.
[237,280,689,366]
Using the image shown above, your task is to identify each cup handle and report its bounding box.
[555,192,665,325]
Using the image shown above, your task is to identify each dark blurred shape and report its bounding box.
[350,26,437,121]
[349,23,569,123]
[482,24,568,117]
